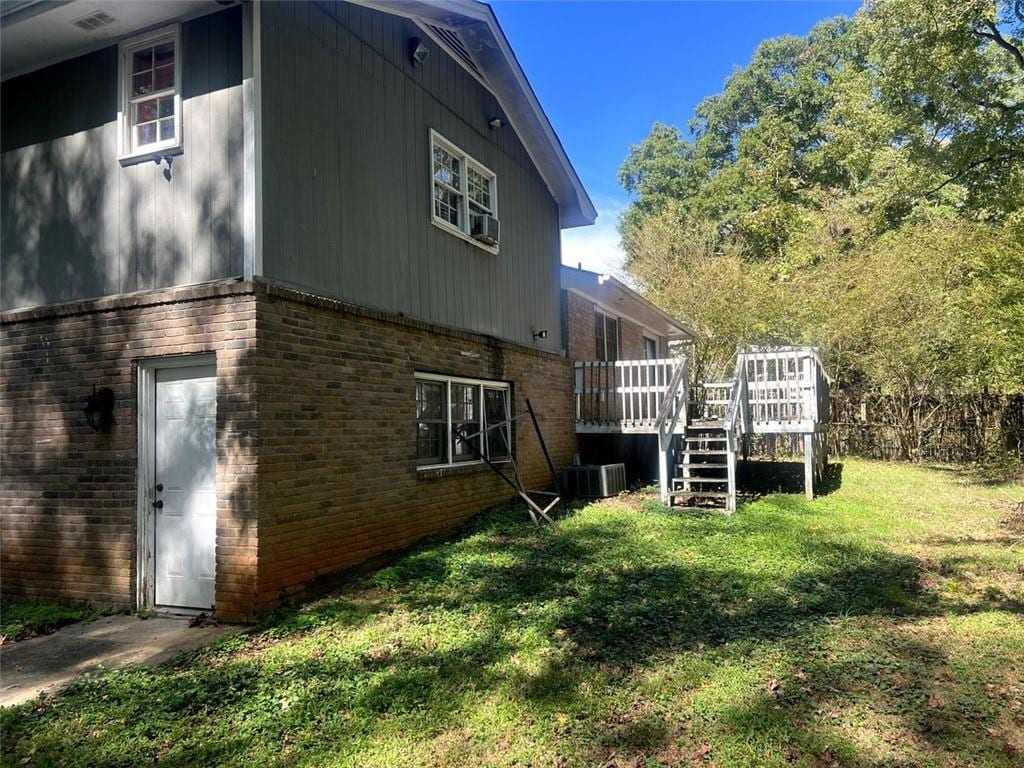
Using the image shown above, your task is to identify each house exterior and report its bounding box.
[561,265,693,364]
[0,0,598,621]
[560,265,694,480]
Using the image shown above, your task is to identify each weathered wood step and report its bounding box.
[680,449,729,456]
[677,462,728,469]
[669,490,730,499]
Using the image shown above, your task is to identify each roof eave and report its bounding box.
[561,266,696,341]
[355,0,596,229]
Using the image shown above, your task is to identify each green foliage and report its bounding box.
[618,0,1024,400]
[3,461,1023,766]
[0,602,118,643]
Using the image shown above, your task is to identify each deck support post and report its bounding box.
[658,432,671,504]
[804,432,814,500]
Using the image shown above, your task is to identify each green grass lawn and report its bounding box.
[3,459,1023,767]
[0,602,119,644]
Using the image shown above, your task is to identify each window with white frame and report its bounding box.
[119,26,182,161]
[431,131,497,249]
[415,374,511,468]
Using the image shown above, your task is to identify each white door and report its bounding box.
[153,364,217,609]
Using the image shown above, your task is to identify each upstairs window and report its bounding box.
[595,310,619,362]
[431,130,498,252]
[119,26,181,162]
[415,374,510,468]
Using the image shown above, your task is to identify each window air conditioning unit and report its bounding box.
[560,463,627,499]
[470,213,499,246]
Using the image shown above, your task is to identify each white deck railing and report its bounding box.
[573,348,828,437]
[737,347,829,433]
[574,358,688,433]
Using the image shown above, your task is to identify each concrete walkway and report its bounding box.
[0,615,235,707]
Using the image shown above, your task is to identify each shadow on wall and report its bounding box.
[0,305,259,614]
[0,6,243,311]
[1,9,250,607]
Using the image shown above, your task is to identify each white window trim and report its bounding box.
[430,129,498,255]
[415,372,511,470]
[118,24,183,166]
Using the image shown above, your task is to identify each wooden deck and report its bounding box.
[574,359,687,434]
[574,347,831,511]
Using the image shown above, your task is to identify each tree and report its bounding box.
[617,0,1024,429]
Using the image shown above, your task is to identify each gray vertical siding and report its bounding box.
[1,7,244,311]
[259,1,564,352]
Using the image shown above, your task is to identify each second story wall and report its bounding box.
[1,6,244,312]
[259,1,563,352]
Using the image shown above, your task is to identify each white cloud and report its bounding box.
[560,195,629,277]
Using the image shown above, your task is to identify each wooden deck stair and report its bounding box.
[669,419,733,509]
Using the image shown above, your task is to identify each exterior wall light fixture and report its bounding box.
[410,38,430,66]
[83,386,115,432]
[532,328,549,341]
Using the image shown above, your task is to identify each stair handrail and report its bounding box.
[653,356,689,434]
[724,353,748,435]
[722,354,748,514]
[654,356,689,503]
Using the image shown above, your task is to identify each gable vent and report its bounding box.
[72,10,116,31]
[425,23,482,77]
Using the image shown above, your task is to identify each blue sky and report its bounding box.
[491,0,861,274]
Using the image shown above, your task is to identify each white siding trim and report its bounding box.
[242,0,262,280]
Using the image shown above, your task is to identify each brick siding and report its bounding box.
[1,280,575,620]
[0,281,260,621]
[565,290,668,361]
[253,283,575,611]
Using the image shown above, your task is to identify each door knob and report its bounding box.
[155,483,163,492]
[153,499,164,509]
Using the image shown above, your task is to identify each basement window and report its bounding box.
[415,374,511,469]
[430,130,498,253]
[119,25,182,164]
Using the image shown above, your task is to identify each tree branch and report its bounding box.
[923,151,1021,197]
[974,20,1024,72]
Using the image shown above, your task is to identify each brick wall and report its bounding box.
[253,283,576,611]
[0,282,260,621]
[565,290,668,361]
[1,279,578,619]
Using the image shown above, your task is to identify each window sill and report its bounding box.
[417,459,512,480]
[431,218,499,255]
[119,144,183,168]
